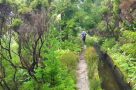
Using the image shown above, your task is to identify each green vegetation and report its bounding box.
[0,0,136,90]
[85,47,101,90]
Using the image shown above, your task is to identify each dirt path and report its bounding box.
[77,46,90,90]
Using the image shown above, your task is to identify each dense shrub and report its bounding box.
[122,30,136,43]
[11,18,23,30]
[60,51,79,71]
[19,49,76,90]
[86,36,100,46]
[121,43,136,57]
[56,50,79,85]
[61,40,81,52]
[102,38,116,50]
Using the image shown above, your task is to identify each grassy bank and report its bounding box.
[85,47,102,90]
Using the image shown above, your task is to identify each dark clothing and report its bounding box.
[82,35,86,42]
[81,31,86,43]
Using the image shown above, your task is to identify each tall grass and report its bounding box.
[60,51,79,71]
[85,47,102,90]
[58,50,79,85]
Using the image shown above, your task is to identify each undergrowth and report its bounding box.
[85,47,102,90]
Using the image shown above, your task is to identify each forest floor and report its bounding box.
[76,45,90,90]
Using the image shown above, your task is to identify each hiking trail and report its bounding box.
[76,46,90,90]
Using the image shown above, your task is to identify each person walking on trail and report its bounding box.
[81,31,87,44]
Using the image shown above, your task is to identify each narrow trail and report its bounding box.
[77,46,90,90]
